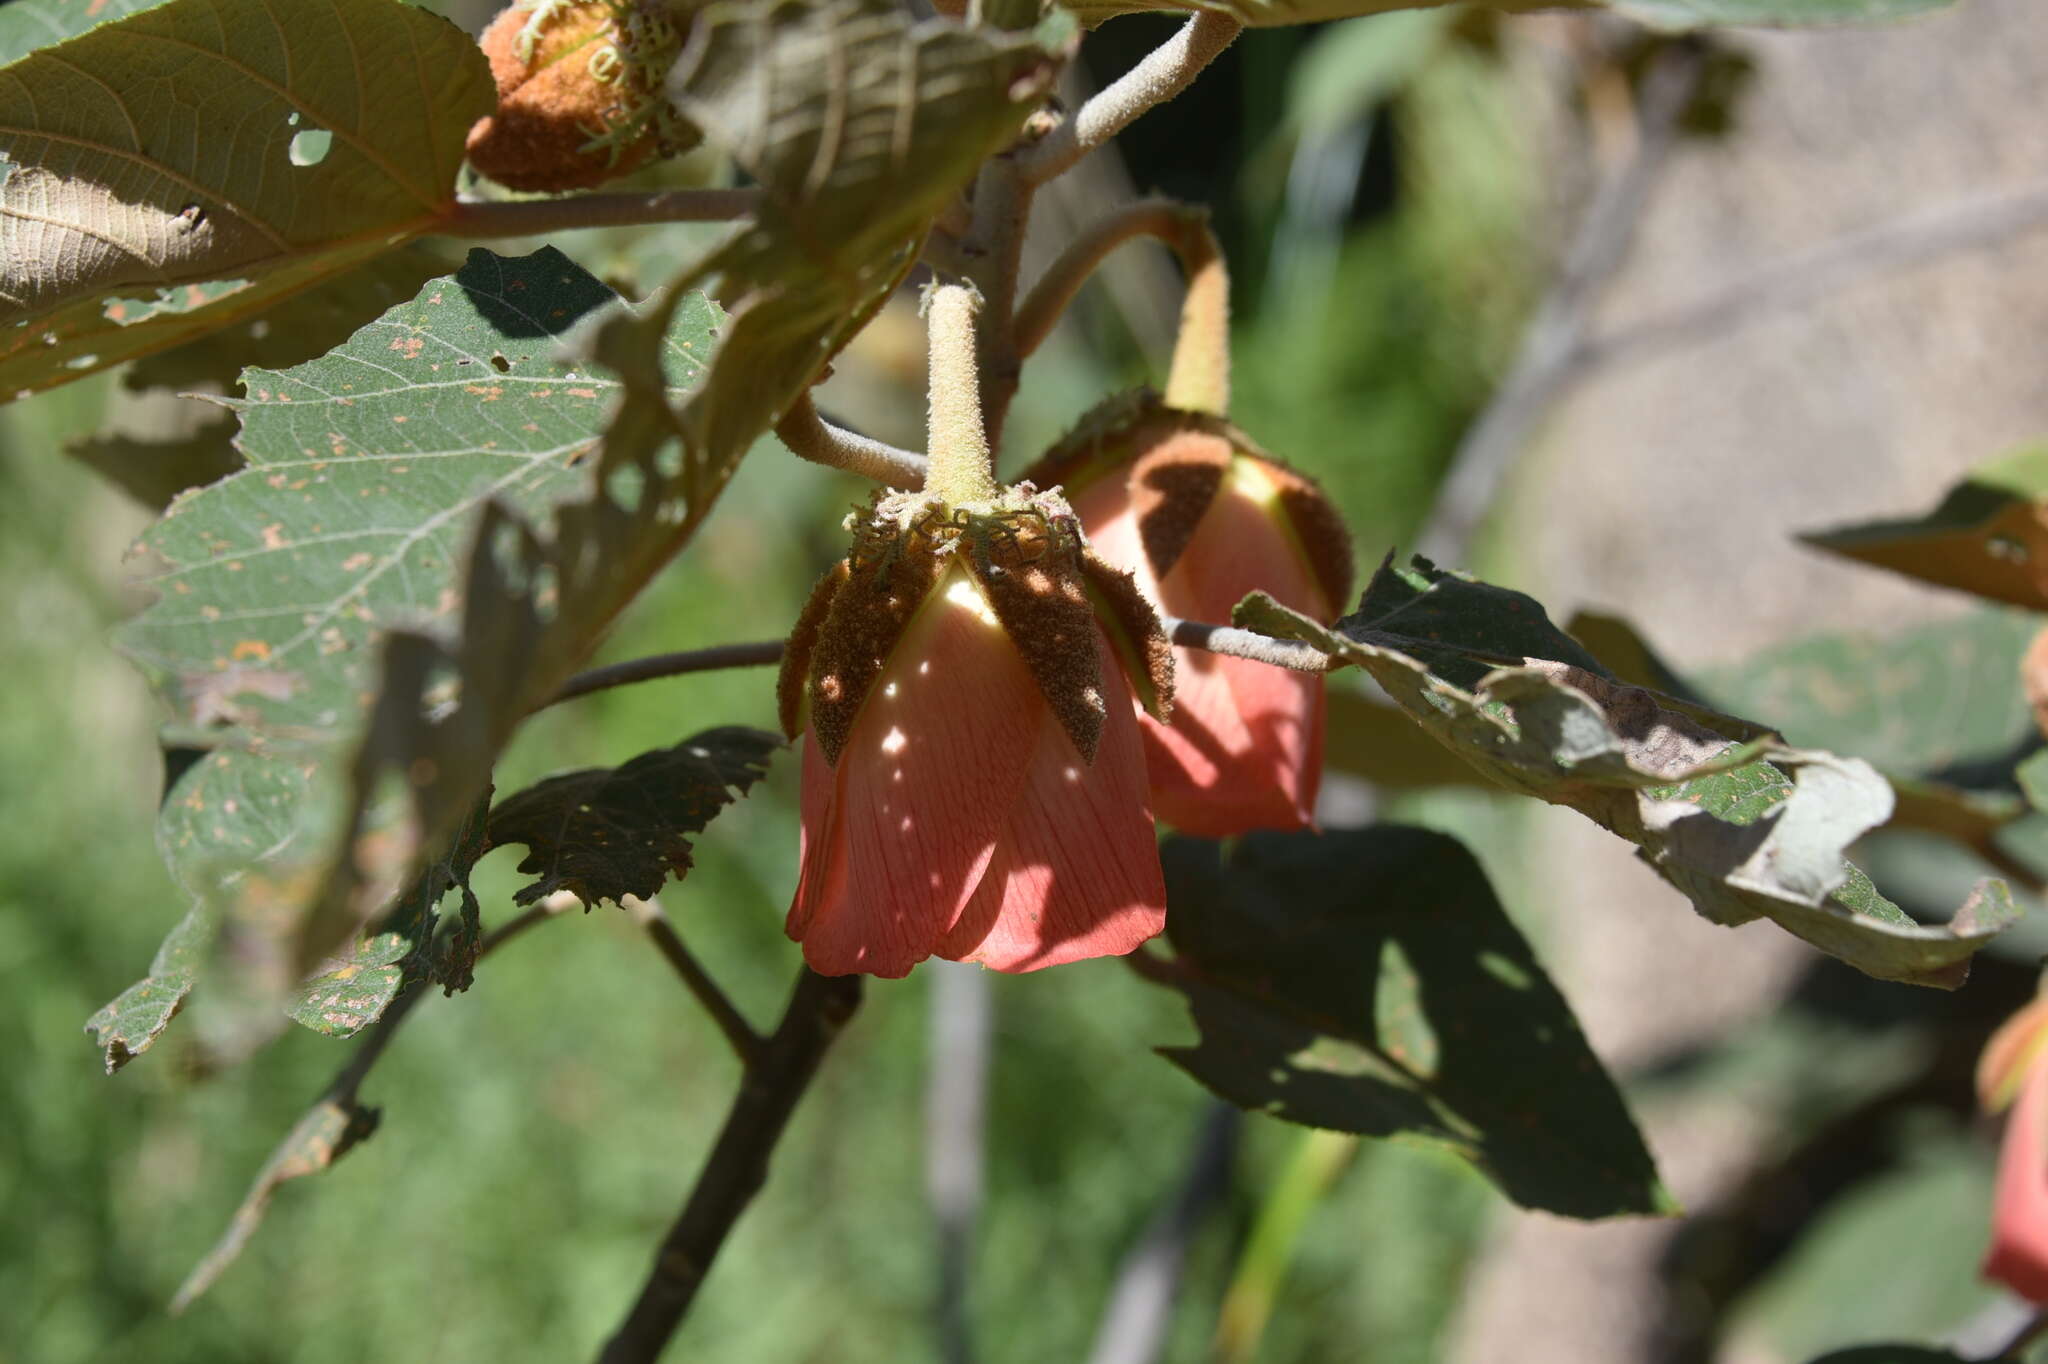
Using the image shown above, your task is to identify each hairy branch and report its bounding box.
[545,640,786,707]
[1166,616,1331,674]
[1414,41,1704,567]
[776,393,928,488]
[1013,199,1230,413]
[1017,13,1243,187]
[625,897,764,1067]
[596,968,864,1364]
[439,189,761,239]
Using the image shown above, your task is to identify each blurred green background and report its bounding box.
[7,3,2048,1362]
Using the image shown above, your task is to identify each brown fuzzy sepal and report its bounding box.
[777,560,848,740]
[955,487,1109,764]
[1079,549,1174,724]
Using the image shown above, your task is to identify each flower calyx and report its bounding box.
[1024,389,1354,616]
[467,0,697,193]
[780,485,1174,768]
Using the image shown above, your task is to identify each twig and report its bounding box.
[438,189,761,238]
[596,967,864,1364]
[927,962,992,1364]
[1165,616,1331,674]
[545,640,785,707]
[1085,1102,1240,1364]
[625,897,765,1067]
[1579,178,2048,376]
[1016,13,1243,188]
[1413,40,1705,567]
[169,895,574,1312]
[1013,199,1230,414]
[775,392,928,488]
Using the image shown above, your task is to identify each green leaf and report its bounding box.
[1149,828,1670,1218]
[1805,1352,1972,1364]
[1242,560,2017,987]
[105,248,719,1053]
[1802,445,2048,610]
[1577,608,2041,872]
[0,0,493,398]
[488,727,782,909]
[67,405,240,510]
[83,906,209,1074]
[285,933,409,1037]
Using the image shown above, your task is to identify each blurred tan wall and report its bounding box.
[1451,1,2048,1359]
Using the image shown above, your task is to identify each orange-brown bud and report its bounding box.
[466,1,695,193]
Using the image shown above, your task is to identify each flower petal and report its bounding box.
[788,571,1044,978]
[1986,1050,2048,1302]
[1141,464,1332,834]
[938,631,1166,972]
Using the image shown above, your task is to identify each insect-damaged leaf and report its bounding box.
[1148,828,1671,1218]
[94,249,719,1058]
[1239,557,2016,988]
[0,0,492,398]
[489,727,781,909]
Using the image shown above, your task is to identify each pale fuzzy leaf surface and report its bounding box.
[271,0,1062,1011]
[1805,1352,1971,1364]
[1153,828,1671,1218]
[97,249,718,1052]
[119,246,716,740]
[1241,559,2016,987]
[0,0,492,398]
[1056,0,1948,29]
[1802,446,2048,610]
[1574,609,2040,865]
[488,727,781,908]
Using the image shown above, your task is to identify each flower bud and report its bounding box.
[1021,391,1353,837]
[466,0,694,193]
[778,485,1173,978]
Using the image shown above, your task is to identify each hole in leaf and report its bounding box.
[489,354,511,373]
[288,129,332,167]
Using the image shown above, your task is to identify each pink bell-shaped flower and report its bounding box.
[1982,995,2048,1300]
[778,486,1176,978]
[1022,393,1353,837]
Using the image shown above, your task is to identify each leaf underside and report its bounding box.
[1152,828,1671,1218]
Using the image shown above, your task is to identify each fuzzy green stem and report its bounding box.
[439,189,760,239]
[1012,199,1231,416]
[923,283,998,506]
